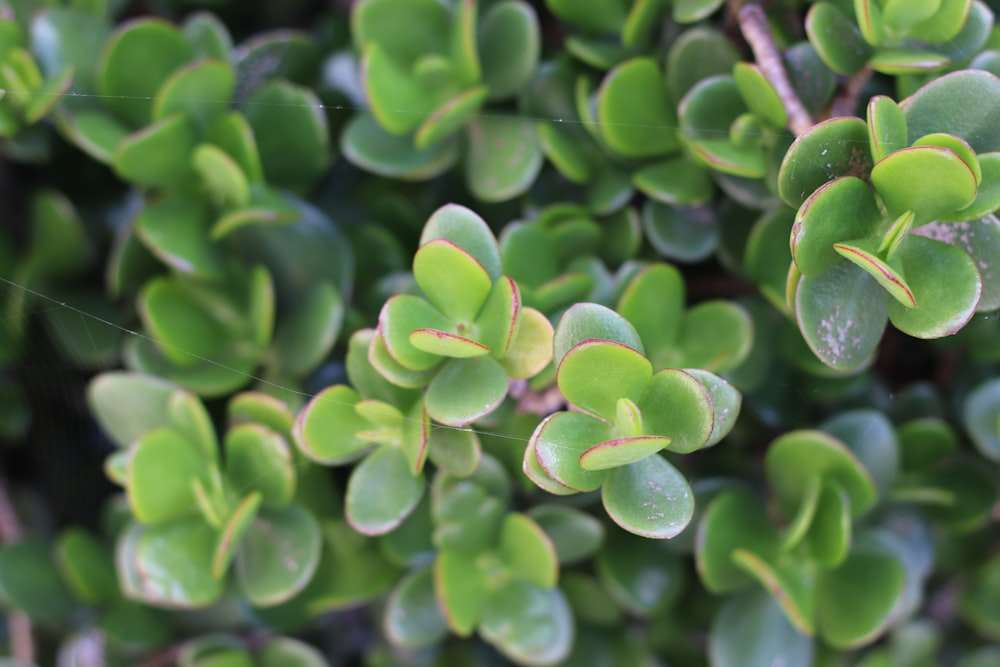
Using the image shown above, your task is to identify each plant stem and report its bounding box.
[0,475,35,665]
[830,65,874,119]
[730,0,813,135]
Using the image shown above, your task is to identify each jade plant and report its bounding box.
[7,1,1000,666]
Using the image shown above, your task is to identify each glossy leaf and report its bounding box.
[601,454,694,538]
[558,340,652,421]
[778,117,872,208]
[99,18,193,126]
[902,69,1000,152]
[479,1,540,100]
[119,518,223,608]
[414,239,492,323]
[766,430,878,518]
[152,59,234,133]
[816,549,906,648]
[87,372,178,448]
[465,114,543,202]
[597,57,680,158]
[709,589,815,667]
[481,582,573,665]
[872,145,977,222]
[127,428,207,524]
[225,423,294,507]
[236,504,322,606]
[791,176,884,277]
[341,112,458,180]
[435,549,485,636]
[806,2,874,75]
[553,302,644,364]
[886,235,981,338]
[112,114,197,190]
[532,411,612,493]
[795,261,887,370]
[384,565,449,648]
[420,204,503,281]
[639,369,714,453]
[294,385,370,463]
[424,355,509,426]
[346,446,424,535]
[527,505,604,565]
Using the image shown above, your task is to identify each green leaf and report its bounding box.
[420,203,503,282]
[641,200,720,262]
[242,81,329,191]
[963,378,1000,462]
[778,117,872,208]
[732,550,816,636]
[580,434,670,470]
[867,95,907,163]
[127,428,208,524]
[733,62,786,129]
[379,295,452,371]
[792,176,884,277]
[415,85,488,149]
[871,145,977,223]
[479,1,539,100]
[427,425,479,477]
[806,2,874,75]
[340,112,458,180]
[152,59,234,134]
[545,0,628,32]
[765,430,878,518]
[678,300,753,371]
[902,69,1000,152]
[346,446,424,535]
[686,368,742,447]
[384,565,449,648]
[558,340,652,421]
[435,549,486,636]
[0,538,76,625]
[293,384,370,463]
[639,369,714,452]
[804,480,851,567]
[225,423,295,507]
[236,504,322,607]
[500,513,558,588]
[135,194,220,276]
[119,518,223,608]
[367,330,438,388]
[822,410,900,499]
[464,114,543,202]
[633,156,714,206]
[182,11,233,60]
[98,18,193,126]
[817,549,906,648]
[616,263,684,359]
[887,235,981,338]
[87,372,179,448]
[696,488,781,593]
[597,57,680,158]
[112,114,197,190]
[58,110,129,163]
[207,112,263,182]
[709,590,815,667]
[794,261,887,370]
[352,0,450,65]
[474,276,519,358]
[257,637,328,667]
[31,8,110,95]
[601,454,694,538]
[531,411,612,492]
[192,143,250,209]
[273,282,343,376]
[55,528,117,605]
[527,505,604,565]
[834,239,915,307]
[480,582,573,666]
[665,27,741,102]
[414,239,492,323]
[553,302,644,364]
[211,492,261,579]
[424,355,509,426]
[596,530,682,617]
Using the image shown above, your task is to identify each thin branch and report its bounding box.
[731,1,814,136]
[0,475,35,665]
[829,65,874,119]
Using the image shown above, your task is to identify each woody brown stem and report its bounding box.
[730,0,814,135]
